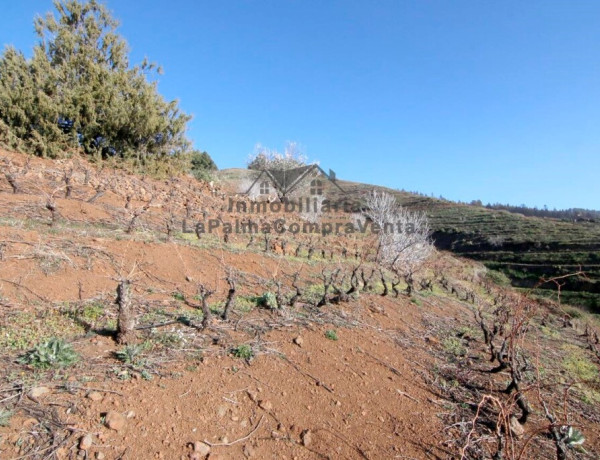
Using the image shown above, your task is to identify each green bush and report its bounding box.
[0,409,13,427]
[443,337,467,357]
[231,344,254,360]
[114,343,148,365]
[0,0,195,173]
[259,292,278,309]
[190,150,217,182]
[485,269,511,287]
[325,330,338,341]
[19,338,79,369]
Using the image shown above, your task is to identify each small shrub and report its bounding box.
[562,346,598,382]
[235,296,257,312]
[325,329,338,341]
[153,331,185,349]
[0,409,13,427]
[485,269,511,287]
[565,426,585,447]
[114,343,148,365]
[172,291,185,302]
[231,344,254,360]
[564,307,583,320]
[259,292,278,309]
[443,337,467,357]
[411,297,422,307]
[19,338,79,369]
[80,304,105,322]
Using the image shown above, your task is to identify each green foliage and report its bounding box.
[562,346,599,383]
[325,329,338,341]
[0,310,84,351]
[0,0,194,172]
[172,291,185,302]
[442,337,467,357]
[190,150,217,182]
[0,409,13,427]
[259,291,278,309]
[114,343,147,365]
[19,338,79,369]
[563,307,583,319]
[485,269,511,287]
[411,297,423,306]
[231,344,254,360]
[565,426,585,447]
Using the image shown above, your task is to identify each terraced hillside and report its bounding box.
[220,170,600,311]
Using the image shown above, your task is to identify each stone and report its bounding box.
[79,433,93,450]
[104,411,126,431]
[87,392,103,402]
[95,453,106,460]
[293,336,304,347]
[22,418,38,428]
[193,441,211,456]
[301,429,312,447]
[258,400,272,411]
[243,444,255,458]
[509,416,524,439]
[29,387,50,398]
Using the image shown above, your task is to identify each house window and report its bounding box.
[260,181,270,195]
[310,179,323,195]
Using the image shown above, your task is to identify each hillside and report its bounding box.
[0,151,599,459]
[218,168,600,312]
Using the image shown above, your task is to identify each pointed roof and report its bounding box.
[243,163,345,197]
[265,164,316,195]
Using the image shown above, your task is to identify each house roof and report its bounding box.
[245,163,344,197]
[266,164,316,195]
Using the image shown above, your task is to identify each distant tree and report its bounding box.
[0,0,194,174]
[247,141,308,170]
[363,190,434,295]
[189,150,217,181]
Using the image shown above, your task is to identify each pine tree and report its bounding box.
[0,0,207,174]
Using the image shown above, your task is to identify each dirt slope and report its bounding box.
[1,150,600,460]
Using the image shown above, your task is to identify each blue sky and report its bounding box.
[2,1,599,209]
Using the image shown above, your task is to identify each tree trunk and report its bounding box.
[116,280,135,344]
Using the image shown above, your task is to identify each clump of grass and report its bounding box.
[152,331,185,349]
[0,310,84,351]
[455,326,478,340]
[259,291,278,309]
[19,338,79,369]
[411,297,422,307]
[0,409,13,427]
[325,329,338,341]
[171,291,185,302]
[562,346,598,382]
[114,342,150,365]
[485,269,511,287]
[443,337,467,357]
[563,307,583,320]
[235,295,258,312]
[79,303,105,322]
[303,284,325,305]
[231,344,254,361]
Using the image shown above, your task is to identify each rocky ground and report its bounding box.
[1,149,599,459]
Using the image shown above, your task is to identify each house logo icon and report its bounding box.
[244,164,345,199]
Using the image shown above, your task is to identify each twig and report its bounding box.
[203,415,263,446]
[396,389,420,403]
[64,385,123,396]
